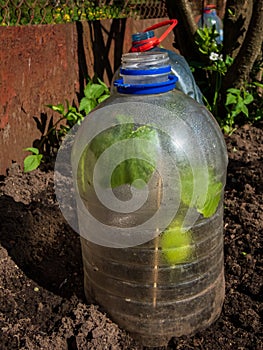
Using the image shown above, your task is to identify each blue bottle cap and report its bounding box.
[114,75,178,95]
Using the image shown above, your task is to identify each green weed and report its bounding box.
[23,76,110,172]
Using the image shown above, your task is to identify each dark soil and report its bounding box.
[0,124,262,350]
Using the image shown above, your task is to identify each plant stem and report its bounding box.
[37,116,65,152]
[212,68,222,118]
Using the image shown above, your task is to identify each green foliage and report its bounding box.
[46,100,84,137]
[0,1,129,26]
[78,119,159,195]
[224,87,254,134]
[79,77,110,115]
[78,117,223,221]
[192,26,233,118]
[110,126,158,189]
[23,113,60,173]
[160,166,222,265]
[23,76,110,172]
[180,167,223,218]
[77,114,223,265]
[192,26,260,134]
[23,147,43,173]
[195,26,221,57]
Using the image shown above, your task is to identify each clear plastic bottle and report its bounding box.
[73,52,228,347]
[111,20,204,104]
[198,5,223,44]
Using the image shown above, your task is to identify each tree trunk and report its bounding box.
[223,0,253,58]
[217,0,227,18]
[165,0,200,60]
[223,0,263,89]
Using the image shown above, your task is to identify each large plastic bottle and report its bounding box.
[73,52,228,347]
[111,20,204,104]
[198,5,223,44]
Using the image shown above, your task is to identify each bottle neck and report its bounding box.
[120,52,170,84]
[114,52,178,95]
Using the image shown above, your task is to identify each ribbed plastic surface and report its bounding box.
[76,52,227,347]
[81,205,225,346]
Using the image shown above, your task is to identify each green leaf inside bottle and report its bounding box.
[161,219,193,265]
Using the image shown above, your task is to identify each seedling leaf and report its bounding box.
[226,93,237,105]
[180,167,222,218]
[79,98,97,115]
[24,154,43,172]
[23,147,40,155]
[46,103,64,115]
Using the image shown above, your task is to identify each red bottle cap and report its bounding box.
[131,19,178,52]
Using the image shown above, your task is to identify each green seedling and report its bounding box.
[23,76,110,173]
[79,119,223,219]
[224,87,254,134]
[77,115,159,195]
[180,167,223,218]
[79,77,110,115]
[23,147,43,172]
[78,117,223,268]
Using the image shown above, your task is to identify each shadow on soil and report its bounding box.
[0,193,85,300]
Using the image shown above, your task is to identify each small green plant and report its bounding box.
[224,87,254,134]
[191,25,262,133]
[23,147,43,173]
[161,165,222,265]
[23,102,85,172]
[78,116,158,193]
[23,76,110,172]
[78,113,223,218]
[47,100,85,137]
[77,118,223,265]
[192,26,233,118]
[179,167,223,218]
[195,25,221,57]
[79,77,110,115]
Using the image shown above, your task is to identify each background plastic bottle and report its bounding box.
[74,52,228,347]
[198,5,223,44]
[111,20,204,104]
